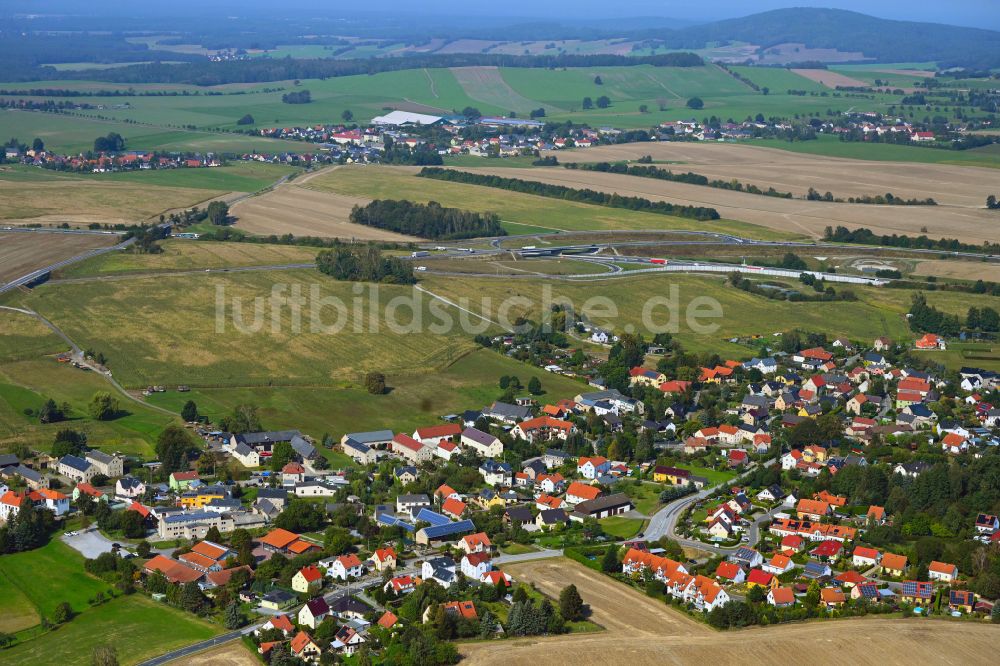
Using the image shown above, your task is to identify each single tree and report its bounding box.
[52,601,73,624]
[32,137,44,152]
[528,376,542,395]
[88,392,119,421]
[596,95,611,109]
[558,584,584,621]
[601,545,619,572]
[236,114,255,126]
[136,540,152,558]
[365,372,387,395]
[686,97,704,110]
[593,75,603,85]
[224,601,243,629]
[582,96,593,109]
[342,109,354,122]
[181,400,198,422]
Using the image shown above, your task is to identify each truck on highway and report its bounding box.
[411,251,430,258]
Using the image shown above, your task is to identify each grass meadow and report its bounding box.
[754,135,1000,168]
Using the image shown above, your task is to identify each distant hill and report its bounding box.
[648,8,1000,69]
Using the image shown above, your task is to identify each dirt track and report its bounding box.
[546,142,997,209]
[229,167,419,241]
[461,164,999,243]
[460,559,1000,666]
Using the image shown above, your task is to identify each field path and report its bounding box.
[451,66,559,115]
[461,559,1000,666]
[423,68,439,98]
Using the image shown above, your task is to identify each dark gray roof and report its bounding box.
[256,487,288,500]
[0,453,20,467]
[235,430,301,445]
[461,427,497,446]
[484,402,531,421]
[572,493,634,516]
[290,435,316,459]
[344,430,393,444]
[59,454,92,474]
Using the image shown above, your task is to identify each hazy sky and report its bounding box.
[8,0,999,29]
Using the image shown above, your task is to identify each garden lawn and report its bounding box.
[621,481,663,515]
[677,464,737,487]
[599,516,645,539]
[0,594,221,666]
[0,568,41,633]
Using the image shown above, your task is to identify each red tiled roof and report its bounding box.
[260,528,300,549]
[566,481,601,501]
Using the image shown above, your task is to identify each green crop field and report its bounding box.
[1,594,220,666]
[729,66,828,93]
[145,347,587,439]
[0,310,65,362]
[306,166,797,240]
[58,239,318,278]
[0,109,305,154]
[754,135,1000,168]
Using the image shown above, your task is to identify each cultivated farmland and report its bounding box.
[0,232,117,285]
[790,68,870,88]
[460,559,1000,666]
[551,141,1000,208]
[460,164,1000,244]
[452,66,554,115]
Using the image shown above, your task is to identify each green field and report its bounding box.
[677,464,738,487]
[1,594,220,666]
[0,109,305,154]
[307,166,798,240]
[0,540,112,619]
[418,271,1000,356]
[620,481,663,515]
[145,348,588,439]
[57,239,319,278]
[0,310,66,362]
[598,516,645,539]
[754,135,1000,168]
[0,358,175,456]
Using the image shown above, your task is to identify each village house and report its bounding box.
[460,428,503,457]
[928,560,958,583]
[292,565,325,593]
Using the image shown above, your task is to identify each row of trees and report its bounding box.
[806,187,937,206]
[909,293,999,335]
[567,161,794,199]
[280,89,311,104]
[824,225,1000,255]
[316,245,415,284]
[349,199,506,240]
[418,167,720,221]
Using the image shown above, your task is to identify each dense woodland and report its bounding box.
[349,200,505,240]
[419,167,720,221]
[316,245,415,284]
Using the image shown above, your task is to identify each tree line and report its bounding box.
[38,52,703,86]
[566,160,794,199]
[807,187,936,206]
[908,293,999,336]
[316,245,415,284]
[418,167,720,221]
[824,225,1000,255]
[349,199,506,240]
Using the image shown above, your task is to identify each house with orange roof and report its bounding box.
[780,534,805,553]
[928,560,958,583]
[941,432,968,455]
[205,565,252,589]
[813,490,847,507]
[866,505,887,525]
[577,456,610,480]
[715,560,746,583]
[622,548,688,583]
[292,565,325,593]
[746,569,778,589]
[659,380,692,394]
[372,547,397,572]
[441,496,467,520]
[699,366,734,383]
[384,575,417,595]
[566,481,603,505]
[391,434,431,463]
[290,631,322,662]
[431,600,478,622]
[763,553,794,575]
[880,552,908,577]
[377,610,399,629]
[143,554,204,584]
[412,423,461,447]
[481,569,512,588]
[256,614,294,636]
[513,416,575,443]
[461,551,493,579]
[796,498,831,521]
[629,367,667,388]
[852,546,881,568]
[459,532,492,555]
[72,482,106,503]
[820,587,846,608]
[683,436,712,455]
[915,333,946,350]
[324,553,364,581]
[259,528,317,555]
[767,586,795,607]
[535,494,563,511]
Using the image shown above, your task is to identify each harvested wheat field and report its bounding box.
[791,68,870,88]
[912,260,1000,282]
[460,165,999,243]
[460,559,1000,666]
[230,168,418,241]
[164,641,257,666]
[548,142,997,209]
[0,232,117,284]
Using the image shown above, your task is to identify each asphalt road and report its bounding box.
[644,458,777,555]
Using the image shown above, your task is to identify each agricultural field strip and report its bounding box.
[548,142,999,208]
[455,165,1000,244]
